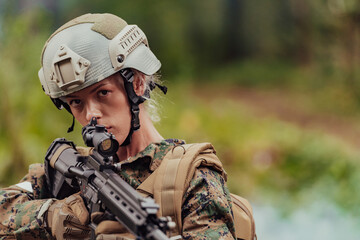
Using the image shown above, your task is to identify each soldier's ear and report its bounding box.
[132,72,146,97]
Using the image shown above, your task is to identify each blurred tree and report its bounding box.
[223,0,247,61]
[289,0,312,65]
[336,1,360,102]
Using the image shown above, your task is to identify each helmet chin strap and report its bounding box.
[119,69,146,146]
[50,97,75,133]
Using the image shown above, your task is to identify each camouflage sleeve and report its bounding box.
[181,167,236,239]
[0,163,53,239]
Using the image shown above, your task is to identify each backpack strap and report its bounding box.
[231,194,256,239]
[137,143,226,235]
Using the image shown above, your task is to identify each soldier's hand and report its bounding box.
[46,192,90,239]
[91,212,135,240]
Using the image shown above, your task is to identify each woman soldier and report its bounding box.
[0,13,236,239]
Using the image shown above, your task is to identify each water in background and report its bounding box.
[254,201,360,240]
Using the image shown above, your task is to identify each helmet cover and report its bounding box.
[39,13,161,98]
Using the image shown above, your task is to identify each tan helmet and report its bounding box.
[39,13,161,99]
[39,13,164,143]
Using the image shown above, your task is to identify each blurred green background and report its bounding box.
[1,0,360,239]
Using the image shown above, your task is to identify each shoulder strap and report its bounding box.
[137,143,225,234]
[231,194,256,240]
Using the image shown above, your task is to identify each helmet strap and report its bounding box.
[50,97,76,133]
[67,116,75,133]
[119,69,146,146]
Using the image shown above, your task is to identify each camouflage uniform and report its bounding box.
[0,139,235,239]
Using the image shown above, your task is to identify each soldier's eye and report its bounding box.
[99,90,109,96]
[98,90,110,97]
[69,99,81,107]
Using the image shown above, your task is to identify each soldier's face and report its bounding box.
[65,74,131,144]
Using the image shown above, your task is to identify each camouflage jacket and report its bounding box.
[0,139,235,239]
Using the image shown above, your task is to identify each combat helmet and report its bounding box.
[39,13,162,145]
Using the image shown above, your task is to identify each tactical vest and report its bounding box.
[137,143,257,240]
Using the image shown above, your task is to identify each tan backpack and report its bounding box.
[137,143,256,240]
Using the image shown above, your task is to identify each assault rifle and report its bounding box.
[44,117,172,240]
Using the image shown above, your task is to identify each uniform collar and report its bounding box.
[119,139,185,171]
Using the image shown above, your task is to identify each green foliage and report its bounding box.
[0,9,85,184]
